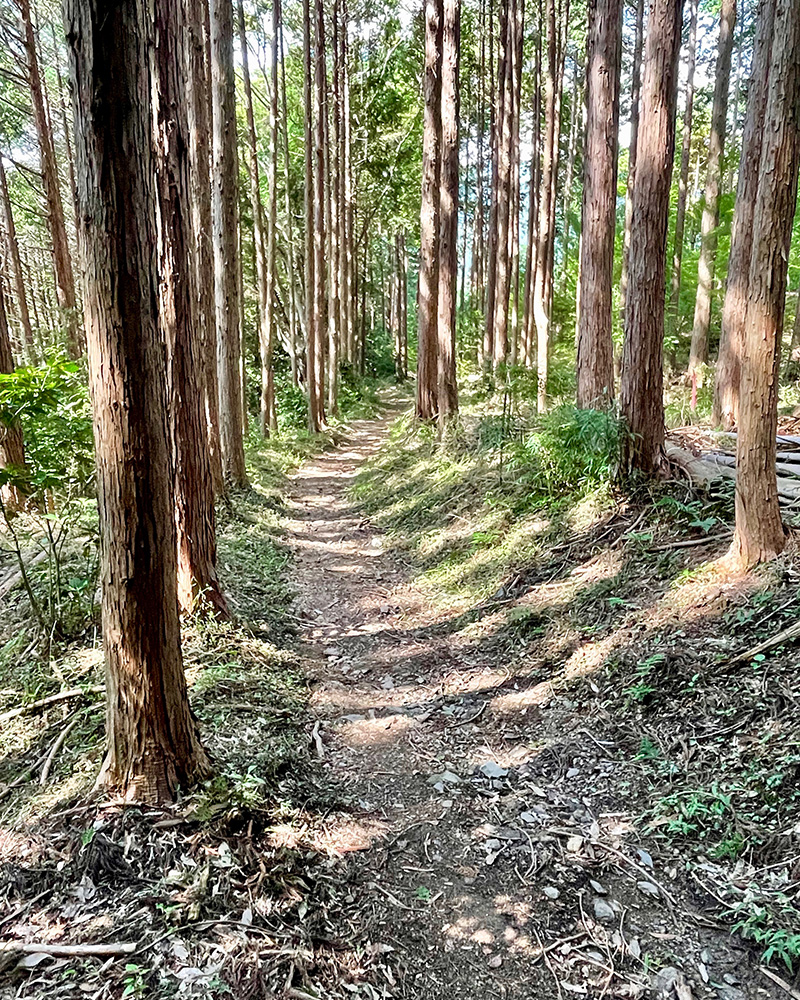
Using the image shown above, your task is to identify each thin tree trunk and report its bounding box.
[492,0,513,366]
[438,0,460,418]
[265,0,280,431]
[483,0,500,366]
[533,0,556,410]
[0,280,27,513]
[20,0,78,358]
[522,0,542,368]
[733,0,800,567]
[559,61,580,296]
[325,8,339,418]
[669,0,699,339]
[619,0,644,322]
[313,0,328,424]
[576,0,622,409]
[0,156,35,361]
[67,0,210,803]
[211,0,246,485]
[416,0,442,420]
[714,0,776,430]
[187,0,223,491]
[279,8,300,387]
[619,0,685,476]
[689,0,736,370]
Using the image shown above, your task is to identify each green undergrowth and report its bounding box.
[351,402,625,604]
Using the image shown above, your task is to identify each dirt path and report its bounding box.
[286,403,781,1000]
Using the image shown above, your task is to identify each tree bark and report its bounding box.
[522,0,542,368]
[689,0,736,370]
[19,0,79,358]
[210,0,247,486]
[0,157,35,361]
[619,0,644,322]
[533,0,556,410]
[186,0,222,492]
[156,0,225,616]
[0,279,27,514]
[668,0,699,340]
[576,0,622,409]
[302,0,322,431]
[237,0,275,438]
[313,0,328,425]
[66,0,210,802]
[438,0,460,417]
[416,0,442,420]
[733,0,800,567]
[714,0,776,430]
[619,0,684,476]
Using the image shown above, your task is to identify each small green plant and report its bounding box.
[121,964,148,998]
[624,653,665,705]
[731,899,800,972]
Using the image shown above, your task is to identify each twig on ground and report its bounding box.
[0,685,104,724]
[311,720,325,759]
[447,701,486,728]
[0,890,49,932]
[731,619,800,664]
[0,942,136,957]
[760,966,800,1000]
[648,532,732,552]
[40,715,84,785]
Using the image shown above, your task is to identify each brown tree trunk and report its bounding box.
[733,0,800,567]
[438,0,460,417]
[522,0,542,369]
[280,10,301,385]
[0,156,35,361]
[211,0,247,486]
[619,0,644,322]
[714,0,776,430]
[302,0,322,431]
[186,0,223,492]
[619,0,684,476]
[576,0,622,409]
[483,0,501,367]
[156,0,226,617]
[689,0,736,370]
[19,0,79,358]
[66,0,210,803]
[0,280,27,514]
[669,0,699,339]
[416,0,442,420]
[313,0,328,425]
[558,62,580,297]
[533,0,556,410]
[237,0,275,438]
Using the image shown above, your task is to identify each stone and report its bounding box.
[593,897,616,923]
[479,762,509,779]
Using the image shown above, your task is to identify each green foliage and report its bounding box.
[0,358,94,499]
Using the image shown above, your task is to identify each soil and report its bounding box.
[284,402,788,1000]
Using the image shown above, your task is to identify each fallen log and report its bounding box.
[0,550,48,602]
[665,443,800,506]
[0,941,136,957]
[0,685,104,725]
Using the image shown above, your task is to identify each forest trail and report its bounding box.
[285,399,783,1000]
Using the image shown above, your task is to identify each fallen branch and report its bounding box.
[0,550,48,601]
[648,532,732,552]
[731,619,800,664]
[0,941,136,957]
[0,685,104,725]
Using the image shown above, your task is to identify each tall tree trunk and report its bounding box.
[156,0,225,616]
[492,0,514,366]
[533,0,556,410]
[576,0,622,409]
[211,0,247,486]
[483,0,501,367]
[522,0,542,368]
[714,0,776,430]
[313,0,328,425]
[619,0,644,321]
[438,0,460,417]
[470,0,487,313]
[669,0,699,339]
[20,0,79,358]
[303,0,320,431]
[558,61,580,296]
[237,0,275,437]
[688,0,736,370]
[280,9,300,386]
[66,0,210,803]
[0,156,35,361]
[416,0,442,420]
[0,280,27,514]
[186,0,223,491]
[733,0,800,567]
[619,0,684,476]
[325,9,339,418]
